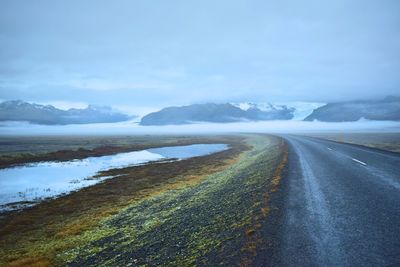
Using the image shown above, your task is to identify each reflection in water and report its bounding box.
[0,144,228,211]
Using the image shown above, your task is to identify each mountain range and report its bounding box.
[140,103,295,125]
[2,96,399,126]
[304,96,400,122]
[0,100,132,125]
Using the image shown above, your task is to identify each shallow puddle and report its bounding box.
[0,144,228,211]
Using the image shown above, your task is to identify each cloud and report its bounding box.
[0,0,399,106]
[66,78,172,91]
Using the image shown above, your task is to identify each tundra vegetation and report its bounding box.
[0,134,286,266]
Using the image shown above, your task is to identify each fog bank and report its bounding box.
[1,119,399,136]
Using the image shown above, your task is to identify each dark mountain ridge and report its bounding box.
[304,96,400,122]
[0,100,132,125]
[140,103,294,125]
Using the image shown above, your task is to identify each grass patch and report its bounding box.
[0,134,287,266]
[0,135,247,266]
[59,134,285,266]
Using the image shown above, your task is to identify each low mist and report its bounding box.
[1,119,399,136]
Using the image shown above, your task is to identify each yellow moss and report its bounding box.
[8,257,51,267]
[239,139,288,266]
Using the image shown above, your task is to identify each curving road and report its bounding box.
[279,135,400,266]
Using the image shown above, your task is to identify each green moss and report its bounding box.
[58,134,283,266]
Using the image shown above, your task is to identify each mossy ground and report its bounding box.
[61,135,286,266]
[0,134,287,266]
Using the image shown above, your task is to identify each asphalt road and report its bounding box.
[280,135,400,266]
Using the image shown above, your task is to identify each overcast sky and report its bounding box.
[0,0,399,111]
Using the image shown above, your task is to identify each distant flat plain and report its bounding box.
[306,132,400,153]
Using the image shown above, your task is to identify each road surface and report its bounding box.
[279,135,400,266]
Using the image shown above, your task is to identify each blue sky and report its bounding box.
[0,0,399,112]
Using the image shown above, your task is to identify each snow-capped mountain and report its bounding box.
[275,102,326,120]
[140,103,295,125]
[232,102,325,120]
[232,102,282,112]
[0,100,133,125]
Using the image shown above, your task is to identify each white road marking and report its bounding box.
[352,158,367,166]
